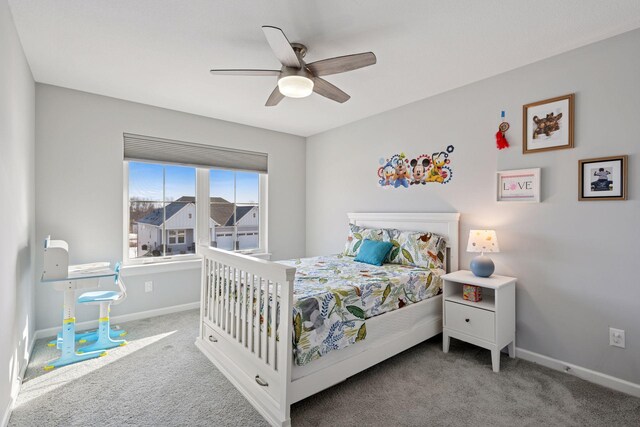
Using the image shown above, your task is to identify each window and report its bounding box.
[127,162,195,260]
[126,164,265,263]
[124,133,267,264]
[168,229,186,245]
[210,170,260,252]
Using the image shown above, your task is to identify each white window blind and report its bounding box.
[123,133,268,173]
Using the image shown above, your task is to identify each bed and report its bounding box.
[195,212,460,426]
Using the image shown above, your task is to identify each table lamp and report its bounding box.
[467,230,500,277]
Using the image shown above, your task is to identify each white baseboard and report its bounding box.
[2,401,10,427]
[18,336,37,391]
[34,301,200,340]
[2,331,37,427]
[516,347,640,398]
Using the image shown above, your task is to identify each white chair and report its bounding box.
[77,262,128,353]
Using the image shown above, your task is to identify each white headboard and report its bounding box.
[347,212,460,272]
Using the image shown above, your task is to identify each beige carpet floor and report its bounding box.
[9,309,640,426]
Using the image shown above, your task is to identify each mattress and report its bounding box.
[277,254,444,366]
[291,294,442,382]
[280,254,443,318]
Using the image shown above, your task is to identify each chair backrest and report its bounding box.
[113,262,127,304]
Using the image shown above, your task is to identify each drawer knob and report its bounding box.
[255,375,268,387]
[465,318,470,323]
[208,335,218,343]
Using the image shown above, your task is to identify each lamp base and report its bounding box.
[470,255,495,277]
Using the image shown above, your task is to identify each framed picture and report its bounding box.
[523,94,574,154]
[579,155,627,201]
[497,168,541,203]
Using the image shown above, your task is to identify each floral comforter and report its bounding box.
[278,254,444,366]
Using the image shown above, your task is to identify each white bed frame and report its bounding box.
[195,212,460,426]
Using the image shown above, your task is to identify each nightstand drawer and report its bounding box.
[445,301,495,342]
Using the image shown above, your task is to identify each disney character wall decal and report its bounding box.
[381,162,395,186]
[378,146,454,188]
[410,155,430,185]
[392,153,411,188]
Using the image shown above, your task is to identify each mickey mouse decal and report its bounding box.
[378,146,454,188]
[410,155,430,185]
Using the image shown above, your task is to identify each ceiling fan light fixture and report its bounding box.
[277,75,314,98]
[210,26,376,106]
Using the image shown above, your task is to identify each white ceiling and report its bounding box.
[8,0,640,137]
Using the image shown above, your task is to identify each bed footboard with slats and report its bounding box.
[195,245,296,427]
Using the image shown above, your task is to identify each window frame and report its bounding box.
[123,161,268,266]
[167,229,186,245]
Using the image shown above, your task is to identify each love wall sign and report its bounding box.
[496,168,541,203]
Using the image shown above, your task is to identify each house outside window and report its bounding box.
[125,161,265,264]
[128,162,196,259]
[209,170,260,252]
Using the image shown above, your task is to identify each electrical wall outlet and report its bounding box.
[144,281,153,293]
[609,328,625,348]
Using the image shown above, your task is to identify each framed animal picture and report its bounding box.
[523,94,574,154]
[578,155,628,201]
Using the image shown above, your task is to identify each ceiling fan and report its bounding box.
[210,26,376,106]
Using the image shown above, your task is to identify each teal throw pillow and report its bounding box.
[354,239,394,266]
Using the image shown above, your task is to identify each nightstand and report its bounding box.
[441,270,516,372]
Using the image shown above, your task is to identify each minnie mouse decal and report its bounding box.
[378,146,454,188]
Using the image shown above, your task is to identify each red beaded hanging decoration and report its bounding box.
[496,110,510,150]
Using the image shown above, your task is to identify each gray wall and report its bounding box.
[0,0,35,421]
[35,85,306,330]
[306,29,640,383]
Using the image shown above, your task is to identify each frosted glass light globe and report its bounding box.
[277,75,314,98]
